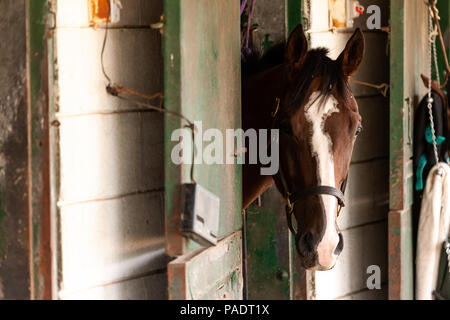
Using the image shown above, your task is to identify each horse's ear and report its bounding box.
[286,24,308,74]
[337,28,365,77]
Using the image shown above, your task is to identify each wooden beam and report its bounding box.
[26,0,54,300]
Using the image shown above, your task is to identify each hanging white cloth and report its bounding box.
[416,163,450,300]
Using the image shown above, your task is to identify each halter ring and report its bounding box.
[271,98,281,118]
[286,192,294,213]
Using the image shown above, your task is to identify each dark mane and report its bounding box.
[242,44,348,115]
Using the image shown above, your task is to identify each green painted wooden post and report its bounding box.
[389,0,429,300]
[163,0,242,257]
[245,0,306,301]
[246,189,291,300]
[27,0,54,299]
[389,0,410,301]
[164,0,243,299]
[286,0,307,300]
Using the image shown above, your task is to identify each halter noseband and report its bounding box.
[278,164,348,238]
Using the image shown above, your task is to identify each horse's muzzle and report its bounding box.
[296,231,343,270]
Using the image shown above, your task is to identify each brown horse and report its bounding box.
[242,25,365,271]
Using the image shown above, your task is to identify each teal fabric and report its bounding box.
[416,126,450,191]
[415,154,428,191]
[425,125,446,146]
[416,126,447,190]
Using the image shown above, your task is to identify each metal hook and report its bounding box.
[151,15,165,35]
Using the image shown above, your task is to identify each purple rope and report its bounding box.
[243,0,256,56]
[240,0,248,15]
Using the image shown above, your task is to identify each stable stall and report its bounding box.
[0,0,449,300]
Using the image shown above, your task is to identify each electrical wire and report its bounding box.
[100,1,112,85]
[99,0,197,183]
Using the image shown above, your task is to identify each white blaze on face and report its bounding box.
[304,91,341,269]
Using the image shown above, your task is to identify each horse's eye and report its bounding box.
[355,125,363,137]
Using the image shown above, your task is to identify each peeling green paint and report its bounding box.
[28,0,53,299]
[390,227,401,237]
[164,0,242,256]
[246,200,290,300]
[230,269,238,286]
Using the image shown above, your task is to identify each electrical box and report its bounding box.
[180,183,220,247]
[88,0,121,27]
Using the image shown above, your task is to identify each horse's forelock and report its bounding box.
[287,48,347,114]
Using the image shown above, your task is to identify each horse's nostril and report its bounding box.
[334,233,344,255]
[297,232,315,256]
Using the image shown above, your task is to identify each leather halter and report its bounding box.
[272,97,348,237]
[278,162,348,237]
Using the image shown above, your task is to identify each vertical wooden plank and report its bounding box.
[389,0,426,300]
[244,1,307,300]
[389,0,405,211]
[0,0,31,300]
[245,187,290,300]
[286,0,307,300]
[163,0,242,257]
[164,0,243,300]
[388,209,413,300]
[389,0,408,300]
[163,0,184,257]
[27,0,53,300]
[48,0,59,299]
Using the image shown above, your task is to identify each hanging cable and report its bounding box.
[241,0,256,57]
[100,1,112,85]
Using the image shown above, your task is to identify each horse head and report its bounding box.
[273,25,365,270]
